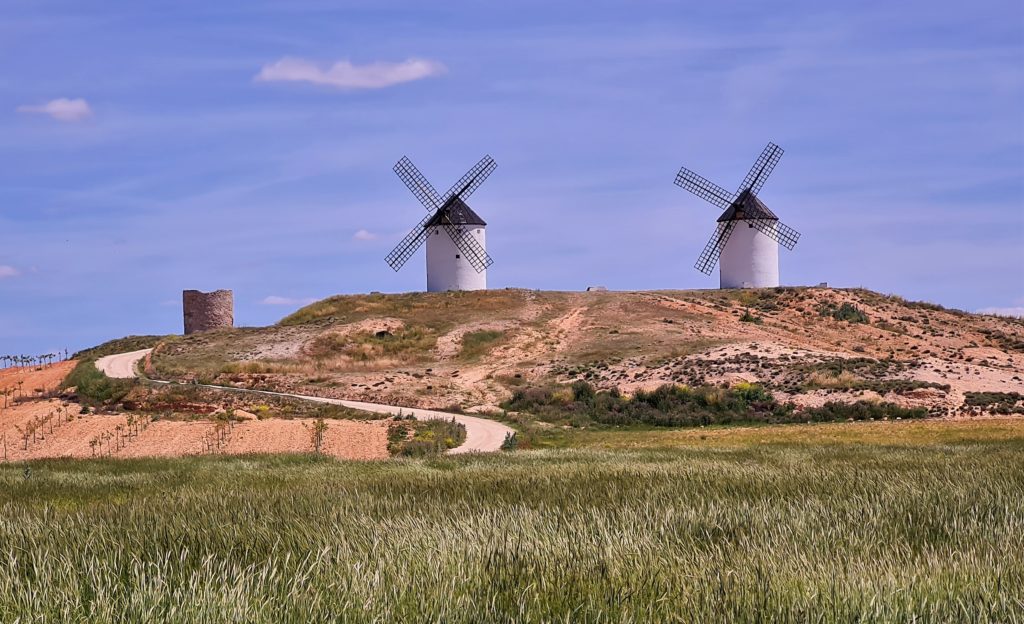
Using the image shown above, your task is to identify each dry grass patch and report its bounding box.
[459,330,505,360]
[805,370,862,389]
[306,326,437,364]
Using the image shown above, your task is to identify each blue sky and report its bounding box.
[1,0,1022,356]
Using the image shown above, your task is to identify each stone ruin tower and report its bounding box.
[182,289,234,335]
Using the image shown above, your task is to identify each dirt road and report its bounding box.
[95,349,514,454]
[95,349,152,379]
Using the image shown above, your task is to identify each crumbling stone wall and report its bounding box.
[183,290,233,335]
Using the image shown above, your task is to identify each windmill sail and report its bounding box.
[387,155,497,276]
[676,141,800,276]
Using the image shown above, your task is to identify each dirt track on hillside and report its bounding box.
[99,349,514,454]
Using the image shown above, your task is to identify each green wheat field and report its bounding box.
[2,426,1022,623]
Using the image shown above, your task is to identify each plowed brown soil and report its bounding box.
[0,360,392,462]
[0,361,76,395]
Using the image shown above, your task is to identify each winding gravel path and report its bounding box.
[95,349,514,454]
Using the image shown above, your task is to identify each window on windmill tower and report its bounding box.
[456,254,461,259]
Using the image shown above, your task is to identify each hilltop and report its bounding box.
[149,287,1024,416]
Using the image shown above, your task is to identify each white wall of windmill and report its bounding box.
[719,219,779,289]
[425,225,487,292]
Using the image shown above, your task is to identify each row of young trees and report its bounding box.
[89,415,151,458]
[0,351,69,370]
[1,349,72,412]
[3,402,76,460]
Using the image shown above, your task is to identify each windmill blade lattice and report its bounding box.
[694,220,737,275]
[443,223,493,272]
[442,155,497,203]
[675,167,735,209]
[744,218,800,250]
[737,143,784,196]
[394,157,443,211]
[387,154,497,275]
[385,212,434,271]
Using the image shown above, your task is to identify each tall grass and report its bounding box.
[1,439,1021,622]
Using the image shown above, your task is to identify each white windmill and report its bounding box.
[674,142,800,288]
[386,155,497,292]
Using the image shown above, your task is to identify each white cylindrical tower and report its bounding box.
[719,219,779,288]
[426,225,487,291]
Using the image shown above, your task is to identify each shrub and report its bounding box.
[740,309,763,324]
[389,418,467,457]
[500,432,518,451]
[819,302,869,323]
[504,381,796,428]
[802,401,927,422]
[827,302,870,324]
[62,360,134,408]
[963,392,1024,414]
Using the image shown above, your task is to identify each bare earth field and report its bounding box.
[0,360,75,396]
[148,288,1024,415]
[2,400,389,461]
[0,363,390,461]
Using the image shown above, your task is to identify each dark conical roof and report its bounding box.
[425,195,487,227]
[716,189,779,222]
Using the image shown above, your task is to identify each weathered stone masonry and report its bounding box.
[182,289,233,335]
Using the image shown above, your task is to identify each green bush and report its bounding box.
[505,381,794,428]
[820,302,869,324]
[740,309,763,324]
[801,401,928,422]
[963,392,1024,414]
[62,360,134,407]
[388,418,467,457]
[500,432,518,451]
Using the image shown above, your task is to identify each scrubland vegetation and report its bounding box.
[388,415,466,456]
[504,380,927,430]
[964,391,1024,414]
[1,428,1021,622]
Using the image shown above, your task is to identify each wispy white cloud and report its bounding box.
[255,57,445,89]
[0,265,19,279]
[977,306,1024,318]
[261,295,318,306]
[16,98,93,122]
[353,229,378,241]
